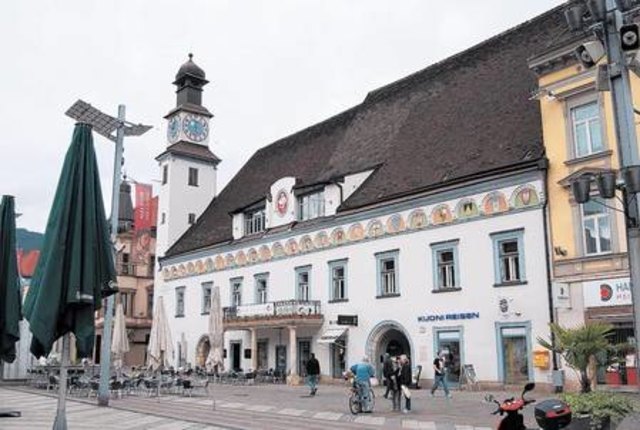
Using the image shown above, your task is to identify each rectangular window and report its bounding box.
[244,208,266,235]
[295,266,311,301]
[147,289,154,318]
[571,101,604,158]
[230,277,243,307]
[491,230,526,286]
[201,282,212,314]
[582,199,612,255]
[431,240,460,291]
[148,254,155,277]
[120,253,133,276]
[162,165,168,185]
[298,191,325,221]
[376,250,399,297]
[175,287,185,317]
[255,274,268,304]
[161,212,166,224]
[188,167,199,187]
[120,291,135,317]
[188,213,196,224]
[329,259,348,301]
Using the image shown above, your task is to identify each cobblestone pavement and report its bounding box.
[0,387,226,430]
[8,384,640,429]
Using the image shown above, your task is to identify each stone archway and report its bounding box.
[365,320,414,378]
[195,335,211,368]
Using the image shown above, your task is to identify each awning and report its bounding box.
[317,327,347,344]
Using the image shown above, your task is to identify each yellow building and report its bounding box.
[529,30,640,386]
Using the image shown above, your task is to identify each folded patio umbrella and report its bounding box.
[24,123,117,359]
[206,286,224,372]
[147,296,173,371]
[23,123,118,429]
[0,195,21,364]
[111,302,129,370]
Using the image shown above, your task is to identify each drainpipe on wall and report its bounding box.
[542,161,562,392]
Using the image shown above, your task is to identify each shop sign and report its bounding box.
[533,350,550,370]
[417,311,480,323]
[583,278,632,308]
[337,315,358,326]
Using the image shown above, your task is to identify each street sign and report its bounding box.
[337,315,358,326]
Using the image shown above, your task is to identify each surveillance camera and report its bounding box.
[621,24,640,51]
[575,41,605,68]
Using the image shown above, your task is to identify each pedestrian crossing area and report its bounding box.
[0,387,495,430]
[0,388,226,430]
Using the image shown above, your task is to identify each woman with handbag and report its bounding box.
[398,354,412,413]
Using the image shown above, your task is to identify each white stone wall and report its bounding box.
[156,155,216,257]
[157,196,552,384]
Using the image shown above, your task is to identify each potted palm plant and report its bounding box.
[538,323,635,429]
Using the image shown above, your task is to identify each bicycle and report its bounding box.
[347,380,375,414]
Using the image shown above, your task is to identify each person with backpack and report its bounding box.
[431,351,452,398]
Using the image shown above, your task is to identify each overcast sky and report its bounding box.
[0,0,565,233]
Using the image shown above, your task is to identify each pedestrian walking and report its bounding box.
[431,352,452,398]
[306,353,320,395]
[389,356,401,411]
[350,356,375,413]
[398,354,412,413]
[382,353,393,399]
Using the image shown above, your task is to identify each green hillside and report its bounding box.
[16,228,43,251]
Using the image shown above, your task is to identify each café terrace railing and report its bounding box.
[223,300,322,321]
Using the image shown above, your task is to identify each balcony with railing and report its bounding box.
[117,263,154,278]
[223,300,323,329]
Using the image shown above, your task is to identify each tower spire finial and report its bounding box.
[188,52,193,61]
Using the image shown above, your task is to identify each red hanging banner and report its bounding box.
[134,183,153,231]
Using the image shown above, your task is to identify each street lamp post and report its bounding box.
[65,100,151,406]
[567,0,640,386]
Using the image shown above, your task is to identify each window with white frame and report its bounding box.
[571,101,604,158]
[582,198,612,255]
[431,240,460,291]
[230,277,242,307]
[188,167,199,187]
[329,260,347,301]
[201,282,212,314]
[162,165,168,185]
[491,230,526,286]
[255,274,268,304]
[244,208,265,235]
[296,266,311,301]
[175,287,185,317]
[298,191,325,221]
[376,250,399,297]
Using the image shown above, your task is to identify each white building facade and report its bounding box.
[155,14,567,388]
[158,171,553,387]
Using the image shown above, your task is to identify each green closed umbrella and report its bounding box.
[0,195,20,364]
[23,123,117,429]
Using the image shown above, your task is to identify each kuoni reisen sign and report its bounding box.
[583,278,632,308]
[417,311,480,323]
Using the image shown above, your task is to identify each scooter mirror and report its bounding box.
[524,382,535,392]
[484,394,494,403]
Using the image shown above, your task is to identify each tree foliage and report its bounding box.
[538,322,613,393]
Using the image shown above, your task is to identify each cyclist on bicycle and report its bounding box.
[350,356,375,413]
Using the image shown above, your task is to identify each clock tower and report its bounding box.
[156,54,220,258]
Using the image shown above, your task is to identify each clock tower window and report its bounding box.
[188,167,199,187]
[162,165,168,185]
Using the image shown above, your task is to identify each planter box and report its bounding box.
[604,372,621,385]
[568,415,610,430]
[626,367,637,386]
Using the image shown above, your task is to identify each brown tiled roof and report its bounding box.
[165,6,567,258]
[156,141,220,164]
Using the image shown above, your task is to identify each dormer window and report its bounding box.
[298,191,325,221]
[244,207,265,235]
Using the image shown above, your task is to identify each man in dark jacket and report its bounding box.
[383,353,394,398]
[306,353,320,395]
[398,354,412,413]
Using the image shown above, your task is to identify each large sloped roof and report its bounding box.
[166,6,568,258]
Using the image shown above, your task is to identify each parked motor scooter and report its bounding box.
[485,382,572,430]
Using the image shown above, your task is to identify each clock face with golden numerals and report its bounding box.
[182,114,209,142]
[167,116,181,143]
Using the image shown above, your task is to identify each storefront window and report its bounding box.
[436,330,462,385]
[499,325,530,384]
